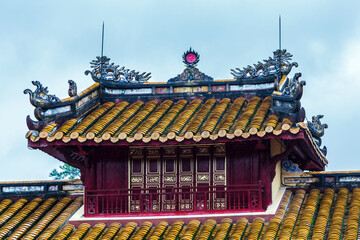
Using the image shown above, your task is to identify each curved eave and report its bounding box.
[28,128,327,169]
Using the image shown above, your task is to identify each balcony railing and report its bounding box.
[85,184,263,216]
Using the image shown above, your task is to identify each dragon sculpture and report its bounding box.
[231,49,298,79]
[85,56,151,83]
[307,115,328,156]
[270,72,306,123]
[276,72,306,98]
[24,81,60,107]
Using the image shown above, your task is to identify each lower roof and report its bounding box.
[0,187,359,239]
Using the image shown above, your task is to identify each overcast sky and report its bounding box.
[0,1,359,181]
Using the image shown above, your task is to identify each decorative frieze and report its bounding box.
[283,177,319,185]
[76,90,98,109]
[197,147,210,154]
[197,174,209,181]
[325,177,335,183]
[174,86,209,93]
[215,175,226,181]
[214,202,226,209]
[155,87,170,94]
[230,83,274,91]
[131,205,140,212]
[131,177,143,183]
[163,204,176,211]
[130,148,143,156]
[147,176,159,183]
[104,87,152,95]
[180,203,192,211]
[62,184,84,191]
[164,176,176,182]
[152,205,159,211]
[147,148,160,156]
[212,85,226,92]
[164,147,176,156]
[339,176,360,182]
[2,185,44,193]
[214,145,225,154]
[48,185,58,191]
[180,176,192,182]
[180,148,193,155]
[43,105,71,117]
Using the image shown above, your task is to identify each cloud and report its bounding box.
[301,32,360,170]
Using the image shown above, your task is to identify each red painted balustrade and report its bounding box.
[85,184,263,216]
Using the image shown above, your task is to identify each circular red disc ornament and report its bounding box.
[185,53,197,63]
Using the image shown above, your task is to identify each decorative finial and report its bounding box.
[182,47,200,68]
[168,48,213,82]
[68,80,77,97]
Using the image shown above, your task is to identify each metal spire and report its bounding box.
[101,21,105,58]
[100,22,105,76]
[279,15,282,50]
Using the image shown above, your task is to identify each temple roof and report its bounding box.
[28,96,289,143]
[0,196,83,239]
[24,48,329,168]
[25,96,326,164]
[0,187,359,239]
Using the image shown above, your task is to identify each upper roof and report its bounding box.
[27,96,289,142]
[23,48,302,122]
[25,96,325,164]
[24,48,328,165]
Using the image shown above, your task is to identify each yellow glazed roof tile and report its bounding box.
[1,188,360,239]
[28,97,309,144]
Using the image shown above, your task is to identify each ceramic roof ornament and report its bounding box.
[84,56,151,84]
[168,48,213,82]
[231,49,298,80]
[24,81,60,107]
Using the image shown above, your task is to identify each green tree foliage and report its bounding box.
[49,163,80,180]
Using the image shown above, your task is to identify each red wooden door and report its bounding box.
[129,145,226,213]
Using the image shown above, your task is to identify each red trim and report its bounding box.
[29,130,326,174]
[298,138,326,170]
